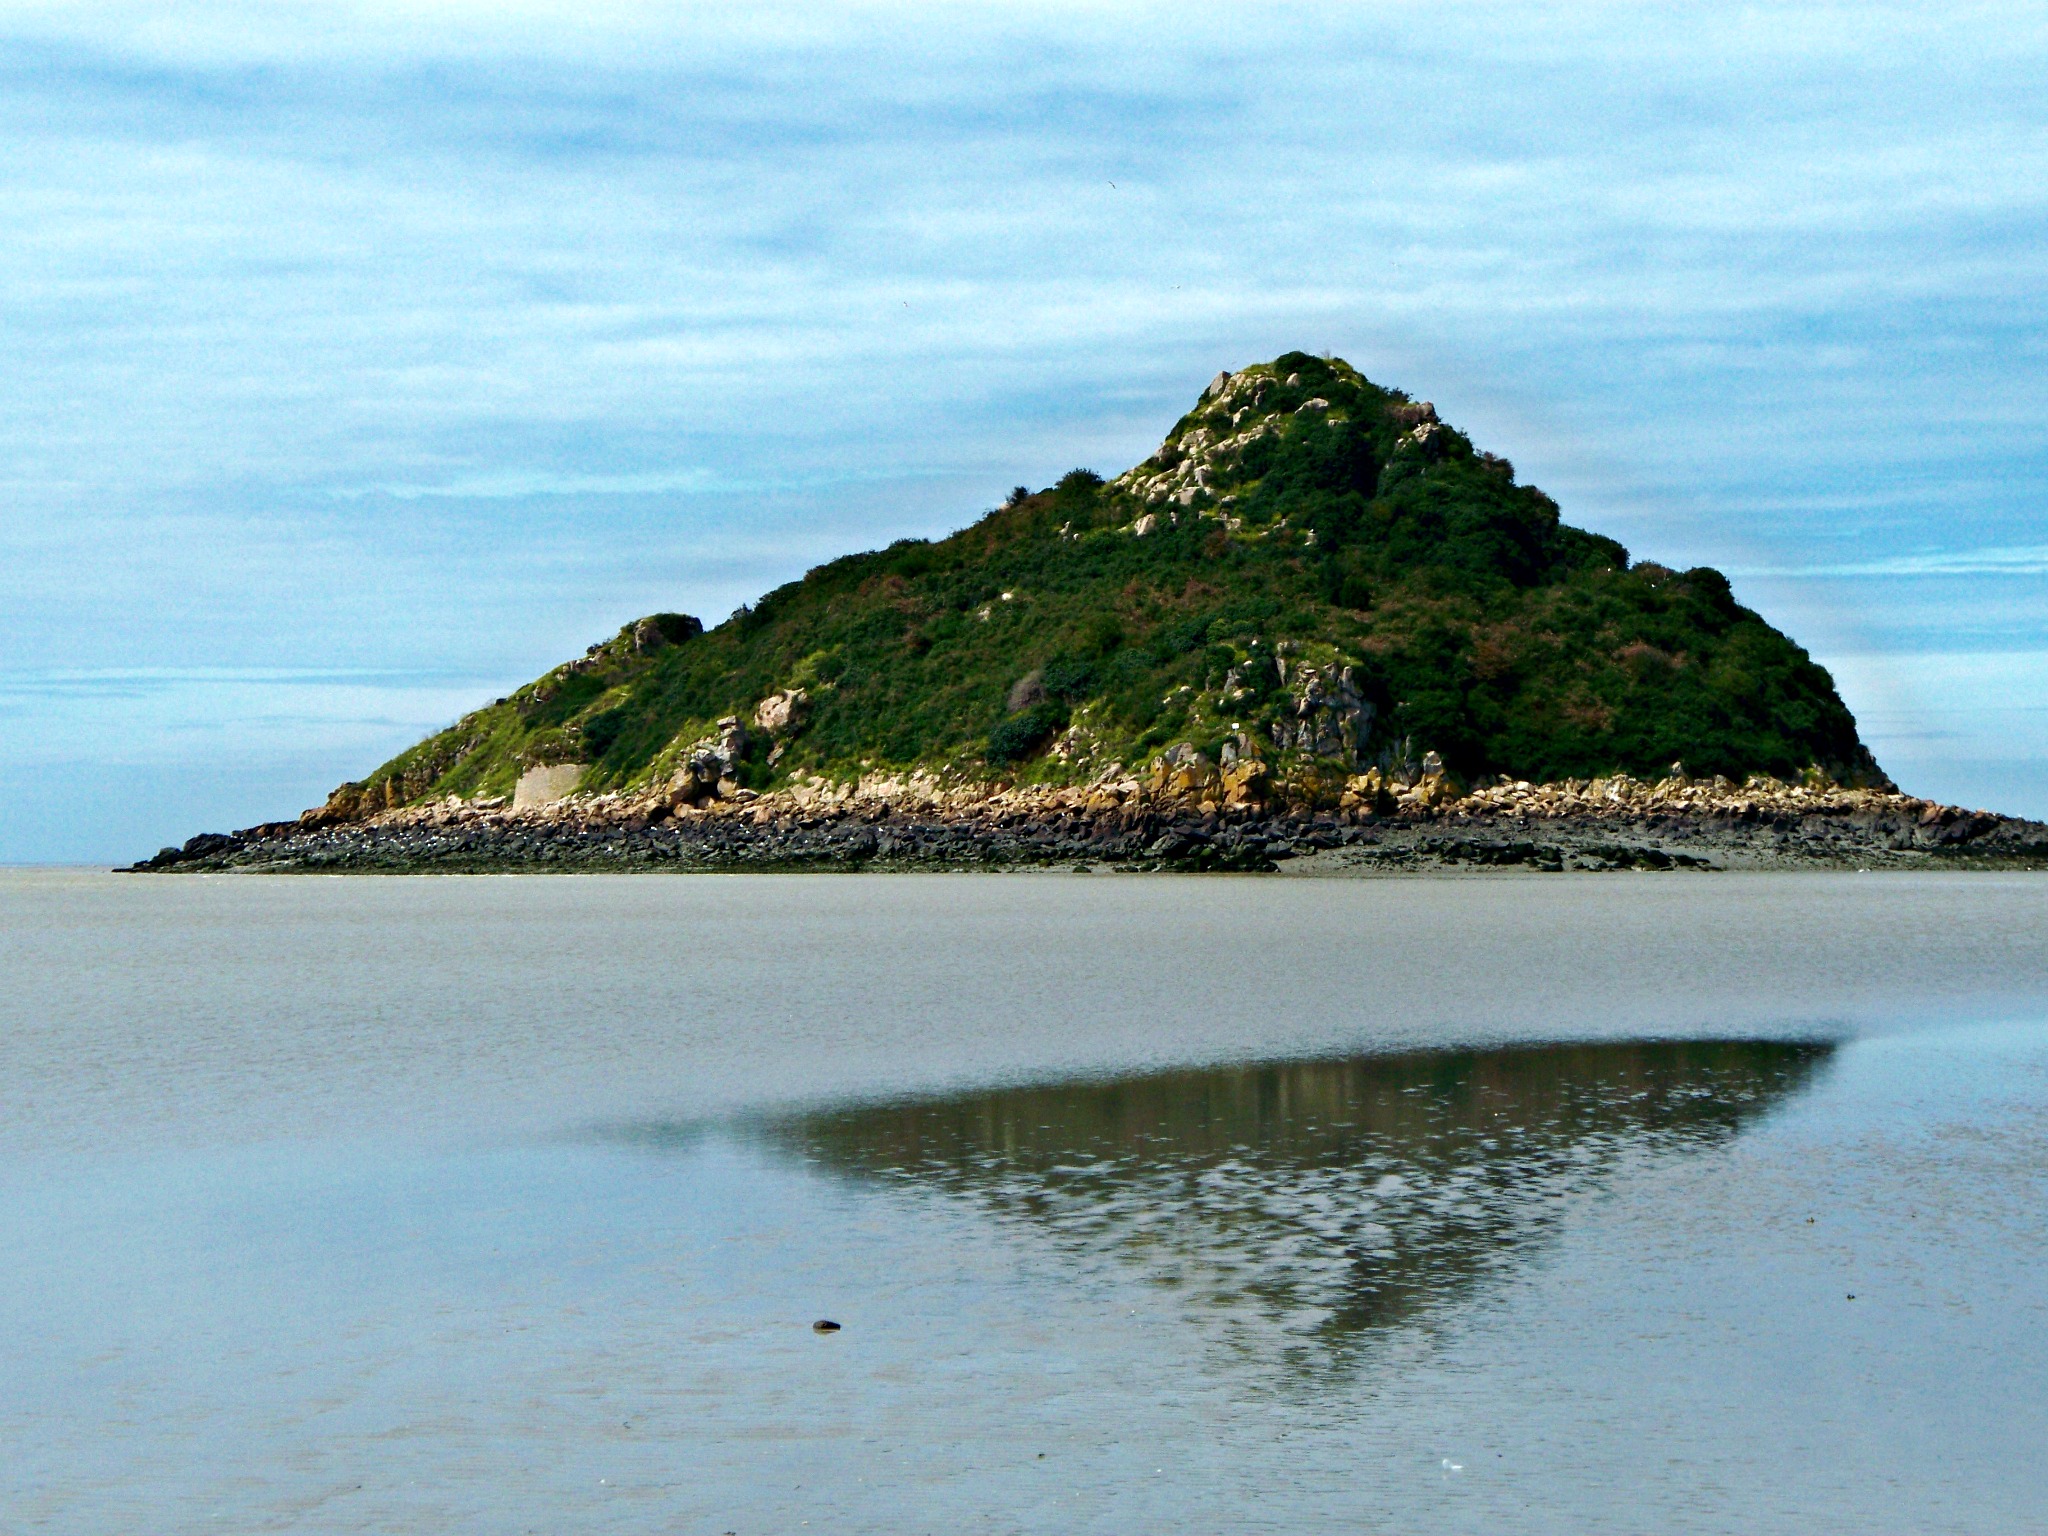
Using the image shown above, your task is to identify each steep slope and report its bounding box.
[320,351,1885,821]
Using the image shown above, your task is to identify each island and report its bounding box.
[132,352,2047,873]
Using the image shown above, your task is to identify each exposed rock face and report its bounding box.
[1270,659,1372,763]
[1148,743,1218,801]
[1109,359,1403,516]
[632,612,703,653]
[302,781,370,827]
[1221,756,1270,807]
[717,717,749,767]
[1339,765,1459,813]
[672,717,753,804]
[754,688,810,735]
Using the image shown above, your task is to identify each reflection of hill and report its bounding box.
[761,1040,1832,1366]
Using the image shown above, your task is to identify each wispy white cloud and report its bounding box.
[1732,546,2048,578]
[326,462,977,500]
[332,470,730,501]
[0,665,498,696]
[0,665,514,775]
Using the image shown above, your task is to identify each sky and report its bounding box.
[3,1,2046,863]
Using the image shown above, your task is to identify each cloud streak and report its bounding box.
[1732,547,2048,578]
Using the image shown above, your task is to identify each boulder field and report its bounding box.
[128,768,2048,875]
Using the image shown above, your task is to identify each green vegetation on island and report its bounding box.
[323,351,1885,819]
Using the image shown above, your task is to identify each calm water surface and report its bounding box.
[3,869,2046,1533]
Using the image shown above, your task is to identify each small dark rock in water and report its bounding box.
[812,1319,842,1333]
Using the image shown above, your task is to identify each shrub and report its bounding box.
[1042,657,1098,699]
[987,699,1069,765]
[579,707,630,758]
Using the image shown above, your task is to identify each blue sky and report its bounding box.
[4,2,2046,862]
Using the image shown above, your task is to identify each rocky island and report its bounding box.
[134,352,2047,874]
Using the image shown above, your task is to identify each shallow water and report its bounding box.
[4,869,2046,1532]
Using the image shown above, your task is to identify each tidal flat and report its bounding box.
[4,869,2045,1533]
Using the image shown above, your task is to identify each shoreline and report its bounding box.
[125,773,2048,875]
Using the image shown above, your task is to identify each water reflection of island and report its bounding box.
[762,1040,1832,1367]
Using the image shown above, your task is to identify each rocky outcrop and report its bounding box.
[1108,358,1447,525]
[124,764,2048,876]
[672,717,752,804]
[632,612,703,654]
[1271,654,1372,762]
[754,688,809,736]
